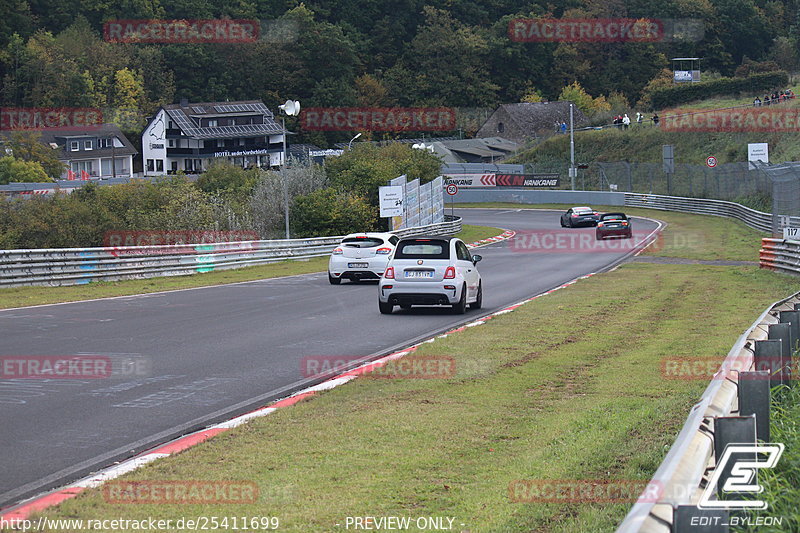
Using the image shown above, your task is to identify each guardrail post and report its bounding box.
[713,416,757,500]
[672,506,729,532]
[779,310,800,352]
[754,339,784,388]
[768,323,792,387]
[738,371,770,442]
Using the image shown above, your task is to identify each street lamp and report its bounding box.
[348,132,362,150]
[278,99,300,239]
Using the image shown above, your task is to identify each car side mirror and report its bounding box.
[471,254,482,264]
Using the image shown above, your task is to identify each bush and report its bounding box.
[0,156,52,184]
[646,71,789,110]
[290,188,377,237]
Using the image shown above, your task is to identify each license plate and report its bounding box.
[348,262,369,268]
[404,270,433,278]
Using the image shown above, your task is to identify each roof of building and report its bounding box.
[483,102,588,134]
[162,100,283,139]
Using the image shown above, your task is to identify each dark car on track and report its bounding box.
[560,206,600,228]
[596,212,633,240]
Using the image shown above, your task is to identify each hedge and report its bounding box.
[649,71,790,109]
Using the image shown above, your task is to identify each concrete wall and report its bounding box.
[451,188,625,206]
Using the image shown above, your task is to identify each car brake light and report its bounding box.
[384,267,394,279]
[332,248,343,255]
[597,222,604,227]
[571,214,579,217]
[376,247,391,254]
[622,221,628,225]
[444,266,456,279]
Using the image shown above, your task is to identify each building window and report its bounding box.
[168,120,175,129]
[84,140,93,150]
[497,122,504,133]
[147,159,154,172]
[70,141,79,151]
[217,140,224,148]
[168,139,175,148]
[156,160,164,172]
[239,139,245,146]
[184,159,192,171]
[208,119,218,127]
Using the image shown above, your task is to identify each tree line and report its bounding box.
[2,1,798,146]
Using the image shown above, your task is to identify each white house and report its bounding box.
[29,124,137,179]
[141,99,286,175]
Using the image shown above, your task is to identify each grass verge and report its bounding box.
[0,225,503,310]
[19,211,799,532]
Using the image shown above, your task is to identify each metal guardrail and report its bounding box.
[0,217,462,288]
[623,192,786,233]
[617,291,800,532]
[760,238,800,276]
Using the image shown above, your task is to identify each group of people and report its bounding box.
[554,121,568,134]
[753,89,795,106]
[612,113,657,128]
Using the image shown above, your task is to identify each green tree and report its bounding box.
[290,187,376,237]
[6,130,65,178]
[0,156,51,183]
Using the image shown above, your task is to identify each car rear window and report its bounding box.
[574,208,594,215]
[394,240,450,259]
[341,237,384,248]
[601,213,627,220]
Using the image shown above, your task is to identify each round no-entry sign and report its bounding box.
[446,184,458,195]
[706,156,717,168]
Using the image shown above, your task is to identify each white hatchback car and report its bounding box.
[378,236,482,314]
[328,232,399,284]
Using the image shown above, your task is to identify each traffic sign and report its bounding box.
[446,184,458,196]
[706,156,717,168]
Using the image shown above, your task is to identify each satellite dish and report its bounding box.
[279,99,301,116]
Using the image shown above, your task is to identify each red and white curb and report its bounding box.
[465,229,515,248]
[0,224,655,521]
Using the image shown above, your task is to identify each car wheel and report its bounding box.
[379,300,393,314]
[328,273,341,285]
[625,232,632,239]
[567,218,573,228]
[560,217,566,227]
[452,285,467,314]
[469,283,482,310]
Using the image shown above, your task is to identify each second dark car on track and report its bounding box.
[560,207,600,228]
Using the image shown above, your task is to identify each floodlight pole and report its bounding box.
[282,116,290,239]
[569,104,576,191]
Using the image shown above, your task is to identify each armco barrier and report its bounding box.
[760,238,800,276]
[617,291,800,532]
[0,217,461,288]
[623,192,779,233]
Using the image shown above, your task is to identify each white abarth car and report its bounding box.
[328,232,399,284]
[378,236,482,314]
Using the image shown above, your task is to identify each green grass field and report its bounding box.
[0,225,502,310]
[14,209,799,532]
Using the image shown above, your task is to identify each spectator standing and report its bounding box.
[560,121,567,134]
[636,112,643,125]
[652,113,659,126]
[754,97,761,107]
[622,114,630,129]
